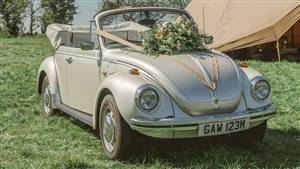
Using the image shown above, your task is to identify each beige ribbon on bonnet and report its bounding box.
[96,29,219,90]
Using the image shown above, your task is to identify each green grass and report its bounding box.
[0,36,299,169]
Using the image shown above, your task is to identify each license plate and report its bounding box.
[198,118,250,136]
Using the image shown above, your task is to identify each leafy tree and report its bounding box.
[126,0,191,8]
[27,0,40,35]
[101,0,121,11]
[0,0,29,36]
[40,0,77,33]
[101,0,191,11]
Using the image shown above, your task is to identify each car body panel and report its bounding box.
[56,46,101,114]
[37,57,60,104]
[130,105,276,138]
[109,50,243,116]
[38,7,276,139]
[92,70,174,129]
[239,67,272,109]
[54,50,69,105]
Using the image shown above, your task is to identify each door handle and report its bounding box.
[66,57,73,64]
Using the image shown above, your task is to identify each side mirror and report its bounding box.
[80,41,95,50]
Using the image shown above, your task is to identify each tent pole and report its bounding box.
[276,41,281,62]
[291,26,295,47]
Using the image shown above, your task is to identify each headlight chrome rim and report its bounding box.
[135,85,159,111]
[251,77,271,101]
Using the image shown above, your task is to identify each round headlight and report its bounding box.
[251,78,270,101]
[136,86,159,111]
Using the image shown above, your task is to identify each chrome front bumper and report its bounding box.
[130,105,276,138]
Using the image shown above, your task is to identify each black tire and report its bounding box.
[41,76,57,117]
[233,121,267,142]
[99,94,134,160]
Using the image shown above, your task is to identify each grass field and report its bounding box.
[0,36,299,169]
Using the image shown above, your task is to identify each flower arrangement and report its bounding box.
[143,16,213,55]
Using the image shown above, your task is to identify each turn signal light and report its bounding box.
[239,62,248,68]
[129,68,140,75]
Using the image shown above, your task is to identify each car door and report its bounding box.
[65,48,101,114]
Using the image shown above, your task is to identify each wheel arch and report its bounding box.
[239,67,272,109]
[94,88,112,130]
[37,56,59,96]
[92,72,150,130]
[37,71,47,94]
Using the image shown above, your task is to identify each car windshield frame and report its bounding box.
[95,7,194,49]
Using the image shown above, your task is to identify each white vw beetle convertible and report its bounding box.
[38,7,276,159]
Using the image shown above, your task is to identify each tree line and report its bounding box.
[0,0,77,36]
[101,0,190,11]
[0,0,190,37]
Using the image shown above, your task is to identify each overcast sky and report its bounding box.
[73,0,101,26]
[25,0,101,31]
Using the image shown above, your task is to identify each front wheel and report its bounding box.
[41,76,58,117]
[99,94,134,160]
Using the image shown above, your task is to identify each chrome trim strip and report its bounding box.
[51,91,93,126]
[135,84,160,112]
[56,103,93,126]
[130,105,276,138]
[102,58,116,63]
[130,105,276,127]
[250,76,271,102]
[191,56,211,85]
[56,52,99,60]
[95,7,192,21]
[95,7,194,50]
[250,113,276,123]
[130,111,275,134]
[132,125,198,132]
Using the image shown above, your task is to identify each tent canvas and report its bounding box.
[186,0,300,52]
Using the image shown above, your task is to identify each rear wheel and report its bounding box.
[99,94,134,160]
[41,76,57,117]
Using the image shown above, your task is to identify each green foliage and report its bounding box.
[27,0,40,35]
[0,28,10,38]
[0,0,29,36]
[143,17,213,55]
[120,0,190,8]
[101,0,191,11]
[101,0,122,11]
[0,36,299,168]
[40,0,77,33]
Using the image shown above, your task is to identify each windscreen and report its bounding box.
[99,10,190,48]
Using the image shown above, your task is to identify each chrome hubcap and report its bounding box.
[102,109,116,152]
[43,87,51,114]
